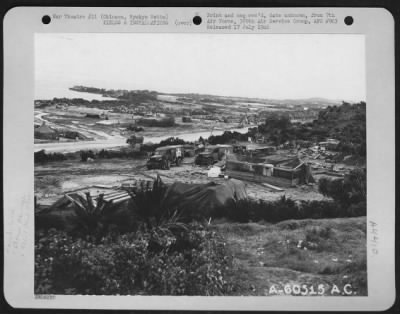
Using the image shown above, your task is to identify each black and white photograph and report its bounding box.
[32,32,369,297]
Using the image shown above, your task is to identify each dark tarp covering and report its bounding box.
[161,179,247,215]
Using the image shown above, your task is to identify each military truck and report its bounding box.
[146,145,184,170]
[183,144,196,157]
[194,144,233,166]
[126,135,144,145]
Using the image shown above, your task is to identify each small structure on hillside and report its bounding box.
[182,116,192,123]
[232,142,276,156]
[34,122,59,140]
[86,113,101,119]
[319,138,340,150]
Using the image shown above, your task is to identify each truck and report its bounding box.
[146,145,184,170]
[194,144,233,166]
[126,135,144,145]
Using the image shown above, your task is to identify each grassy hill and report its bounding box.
[213,217,367,296]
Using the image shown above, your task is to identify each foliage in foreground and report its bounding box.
[35,173,367,296]
[35,224,233,295]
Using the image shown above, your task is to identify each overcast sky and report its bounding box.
[35,33,365,101]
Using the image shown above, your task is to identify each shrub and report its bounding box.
[137,116,175,127]
[298,200,342,219]
[68,192,120,240]
[216,195,365,224]
[208,131,249,145]
[158,137,186,147]
[303,225,339,252]
[97,148,146,159]
[218,196,299,223]
[127,176,169,227]
[347,201,366,217]
[34,150,67,163]
[80,150,95,162]
[35,225,233,295]
[126,125,144,132]
[318,169,366,208]
[35,213,67,231]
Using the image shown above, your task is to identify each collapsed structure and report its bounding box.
[42,185,132,214]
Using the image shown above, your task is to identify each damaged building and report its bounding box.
[226,155,314,188]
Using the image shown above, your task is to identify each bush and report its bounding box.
[208,131,249,145]
[35,213,67,231]
[319,168,366,214]
[35,225,233,295]
[127,125,144,132]
[158,137,187,147]
[127,176,169,227]
[35,150,67,163]
[298,200,342,219]
[68,192,121,241]
[215,195,365,224]
[80,150,95,162]
[137,116,175,127]
[97,148,146,159]
[217,196,299,223]
[347,201,366,217]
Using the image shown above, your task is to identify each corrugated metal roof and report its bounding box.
[65,186,131,205]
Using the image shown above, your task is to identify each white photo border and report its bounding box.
[3,6,395,311]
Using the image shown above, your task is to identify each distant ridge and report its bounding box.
[69,85,357,109]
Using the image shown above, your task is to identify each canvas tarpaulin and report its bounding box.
[161,179,247,215]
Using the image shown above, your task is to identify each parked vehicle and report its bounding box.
[183,144,196,157]
[126,135,144,145]
[146,145,184,170]
[194,144,233,165]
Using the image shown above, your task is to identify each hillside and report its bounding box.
[258,101,366,155]
[68,85,342,109]
[306,101,366,156]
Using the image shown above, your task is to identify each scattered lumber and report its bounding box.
[261,182,284,192]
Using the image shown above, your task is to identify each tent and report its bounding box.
[34,123,58,139]
[161,179,247,216]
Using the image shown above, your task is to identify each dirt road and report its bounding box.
[34,138,128,153]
